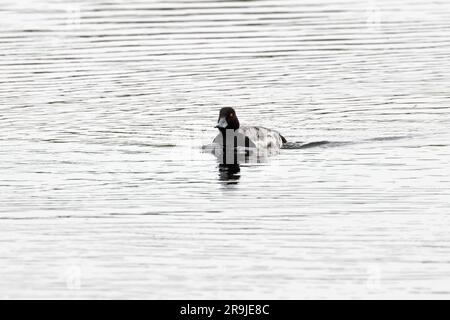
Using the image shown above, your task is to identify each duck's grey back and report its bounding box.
[238,126,286,149]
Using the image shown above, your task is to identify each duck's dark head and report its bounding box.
[215,107,240,131]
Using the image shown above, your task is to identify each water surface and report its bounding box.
[1,0,450,299]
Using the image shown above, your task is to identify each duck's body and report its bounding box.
[213,126,286,150]
[213,107,287,150]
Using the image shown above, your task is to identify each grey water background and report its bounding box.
[1,0,450,299]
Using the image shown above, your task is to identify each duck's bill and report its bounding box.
[215,117,228,129]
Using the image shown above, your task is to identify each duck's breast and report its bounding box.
[212,131,257,148]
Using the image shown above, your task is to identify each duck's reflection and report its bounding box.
[218,163,241,184]
[210,145,270,184]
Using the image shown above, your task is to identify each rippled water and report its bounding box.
[1,0,450,299]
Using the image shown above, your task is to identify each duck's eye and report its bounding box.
[230,113,234,117]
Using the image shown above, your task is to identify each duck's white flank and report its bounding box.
[238,126,285,149]
[213,126,284,150]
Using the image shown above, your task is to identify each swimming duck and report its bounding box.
[213,107,287,150]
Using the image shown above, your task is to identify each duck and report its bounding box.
[213,107,287,150]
